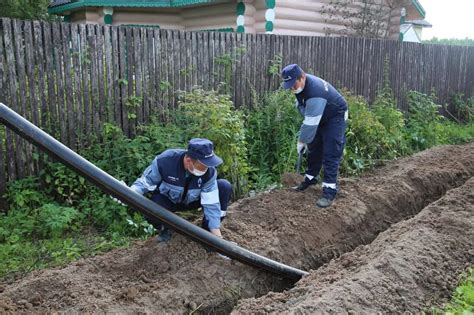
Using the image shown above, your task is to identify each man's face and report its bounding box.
[185,156,208,173]
[291,74,306,93]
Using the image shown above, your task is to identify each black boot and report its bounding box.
[294,176,318,192]
[155,225,172,243]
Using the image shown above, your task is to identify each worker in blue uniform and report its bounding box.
[281,64,348,208]
[128,138,232,242]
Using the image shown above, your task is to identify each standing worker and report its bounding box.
[281,64,348,208]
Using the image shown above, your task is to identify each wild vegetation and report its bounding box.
[1,86,473,283]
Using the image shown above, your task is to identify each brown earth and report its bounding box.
[234,177,474,314]
[0,142,473,314]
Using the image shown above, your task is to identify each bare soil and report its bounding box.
[234,177,474,314]
[0,142,473,314]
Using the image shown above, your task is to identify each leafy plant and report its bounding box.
[268,54,283,76]
[405,91,444,151]
[246,89,301,189]
[175,88,249,197]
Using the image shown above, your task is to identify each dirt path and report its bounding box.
[234,177,474,314]
[0,142,473,314]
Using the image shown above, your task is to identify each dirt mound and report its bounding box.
[234,177,474,314]
[0,142,473,314]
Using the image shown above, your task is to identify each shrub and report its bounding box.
[245,89,301,189]
[175,88,249,197]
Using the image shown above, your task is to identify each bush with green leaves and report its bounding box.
[342,92,393,174]
[245,89,301,189]
[175,88,249,197]
[450,94,474,124]
[405,91,444,151]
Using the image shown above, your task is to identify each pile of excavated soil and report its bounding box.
[234,177,474,314]
[0,142,473,314]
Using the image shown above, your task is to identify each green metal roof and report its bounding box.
[48,0,231,14]
[411,0,426,18]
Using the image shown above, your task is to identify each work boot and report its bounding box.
[294,176,318,192]
[156,226,172,243]
[316,186,337,208]
[316,196,334,208]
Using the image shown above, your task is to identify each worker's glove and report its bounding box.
[216,241,238,261]
[297,141,307,155]
[111,180,128,206]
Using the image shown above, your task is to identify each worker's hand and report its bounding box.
[216,241,238,261]
[297,141,306,155]
[111,180,128,206]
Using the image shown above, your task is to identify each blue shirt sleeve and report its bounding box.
[298,97,327,144]
[130,157,162,195]
[200,171,222,230]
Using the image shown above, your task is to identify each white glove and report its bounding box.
[217,241,238,260]
[111,180,128,206]
[297,141,306,155]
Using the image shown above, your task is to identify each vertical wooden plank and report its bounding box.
[209,31,215,90]
[173,30,180,107]
[250,33,257,107]
[70,23,83,143]
[165,30,174,110]
[235,32,243,107]
[191,31,199,91]
[111,26,121,127]
[133,27,143,125]
[87,24,100,137]
[126,27,135,136]
[42,22,55,134]
[52,22,68,144]
[200,32,208,91]
[219,32,226,89]
[152,28,162,118]
[185,31,192,93]
[2,18,20,180]
[0,21,8,197]
[32,21,49,172]
[257,33,264,94]
[104,25,114,123]
[179,30,187,93]
[143,28,153,122]
[96,25,106,130]
[159,29,170,120]
[12,20,31,176]
[24,21,39,126]
[61,23,75,148]
[120,27,130,135]
[79,24,91,142]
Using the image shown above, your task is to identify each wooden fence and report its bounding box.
[0,17,473,199]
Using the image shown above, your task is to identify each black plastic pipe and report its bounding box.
[0,103,308,280]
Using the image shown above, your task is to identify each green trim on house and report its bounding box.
[104,14,113,24]
[236,25,244,33]
[265,0,275,9]
[265,21,273,32]
[411,0,426,18]
[236,2,245,15]
[48,0,231,14]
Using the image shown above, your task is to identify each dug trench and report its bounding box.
[0,142,473,313]
[233,175,474,313]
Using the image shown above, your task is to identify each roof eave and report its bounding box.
[411,0,426,18]
[48,0,230,15]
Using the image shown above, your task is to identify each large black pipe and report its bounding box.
[0,103,308,280]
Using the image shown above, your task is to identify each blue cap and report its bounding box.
[281,64,303,89]
[187,138,223,167]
